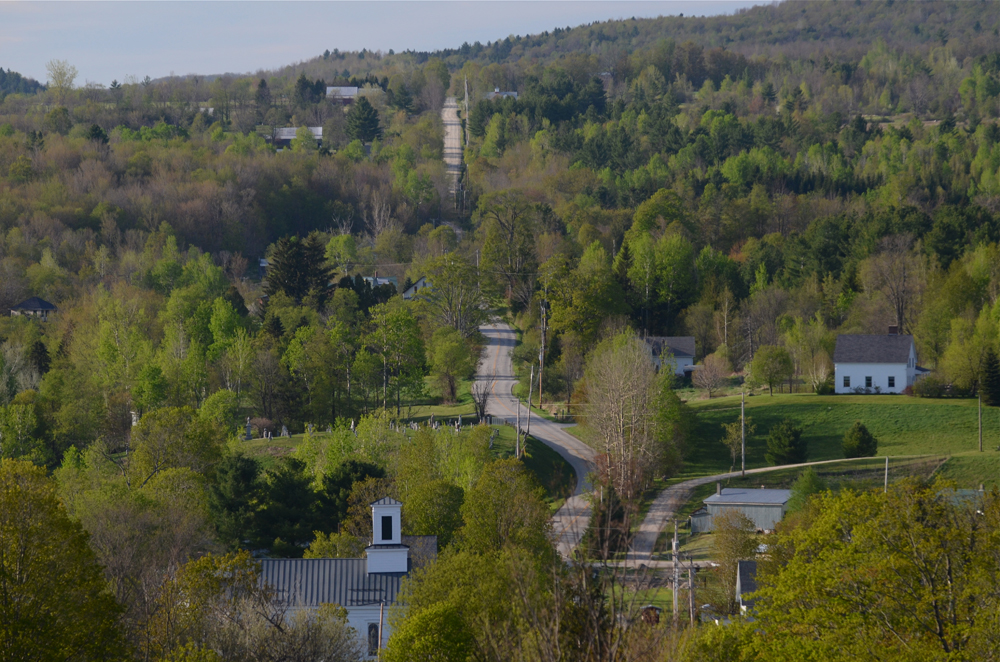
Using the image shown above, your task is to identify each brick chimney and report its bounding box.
[888,325,898,335]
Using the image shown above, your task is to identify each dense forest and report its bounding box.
[5,2,1000,660]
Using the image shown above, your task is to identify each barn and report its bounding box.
[690,486,792,533]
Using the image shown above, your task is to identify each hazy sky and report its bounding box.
[0,1,762,87]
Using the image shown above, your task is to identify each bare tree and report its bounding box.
[583,332,666,502]
[472,372,493,422]
[693,353,729,398]
[711,509,758,614]
[860,233,926,333]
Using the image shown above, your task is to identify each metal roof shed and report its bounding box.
[692,487,792,533]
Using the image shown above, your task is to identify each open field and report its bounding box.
[683,394,1000,486]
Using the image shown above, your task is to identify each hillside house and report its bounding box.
[690,486,792,533]
[833,329,925,394]
[10,296,56,321]
[401,276,431,300]
[644,336,696,377]
[259,498,434,659]
[486,87,518,100]
[363,274,398,291]
[272,127,322,148]
[326,86,359,104]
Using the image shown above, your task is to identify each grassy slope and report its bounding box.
[684,394,1000,486]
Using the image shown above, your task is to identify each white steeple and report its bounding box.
[365,497,409,574]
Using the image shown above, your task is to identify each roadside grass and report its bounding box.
[683,393,1000,486]
[490,424,575,511]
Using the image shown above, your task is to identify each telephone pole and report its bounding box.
[516,399,521,458]
[538,300,546,409]
[672,520,679,629]
[741,389,746,478]
[526,365,534,440]
[688,556,696,626]
[979,392,983,452]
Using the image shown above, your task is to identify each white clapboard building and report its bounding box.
[833,328,926,394]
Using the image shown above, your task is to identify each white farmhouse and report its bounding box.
[833,329,925,394]
[644,336,696,377]
[259,498,433,659]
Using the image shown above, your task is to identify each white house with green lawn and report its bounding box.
[833,329,925,394]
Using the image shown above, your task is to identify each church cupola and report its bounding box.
[365,497,409,574]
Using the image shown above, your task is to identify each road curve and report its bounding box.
[441,97,462,197]
[627,457,904,562]
[477,321,597,559]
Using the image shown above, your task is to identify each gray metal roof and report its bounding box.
[259,558,407,607]
[645,336,696,359]
[705,488,791,506]
[737,560,758,605]
[12,296,56,311]
[326,86,359,97]
[833,334,913,364]
[370,497,402,506]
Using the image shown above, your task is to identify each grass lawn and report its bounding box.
[683,393,1000,486]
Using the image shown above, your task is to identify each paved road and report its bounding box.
[441,97,462,197]
[627,457,898,562]
[477,322,597,559]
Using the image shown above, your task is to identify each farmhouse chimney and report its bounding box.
[888,325,898,335]
[716,482,721,496]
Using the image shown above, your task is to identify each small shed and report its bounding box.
[690,487,791,533]
[326,86,359,103]
[11,297,56,321]
[736,560,758,613]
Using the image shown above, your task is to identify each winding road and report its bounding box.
[477,322,597,559]
[441,97,462,198]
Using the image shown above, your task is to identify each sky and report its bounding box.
[0,1,763,87]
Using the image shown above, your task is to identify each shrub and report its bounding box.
[842,421,878,458]
[765,418,807,465]
[913,374,947,398]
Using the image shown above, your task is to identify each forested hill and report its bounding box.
[0,67,45,98]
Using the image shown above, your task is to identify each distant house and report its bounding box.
[402,276,431,300]
[690,486,792,533]
[833,328,926,394]
[272,126,323,148]
[326,86,360,104]
[736,560,758,613]
[259,498,434,659]
[486,87,518,100]
[363,274,398,291]
[10,297,56,321]
[644,336,696,377]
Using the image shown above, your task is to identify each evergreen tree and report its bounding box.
[982,348,1000,407]
[264,232,333,309]
[842,421,878,458]
[208,454,262,549]
[765,418,807,465]
[346,97,382,142]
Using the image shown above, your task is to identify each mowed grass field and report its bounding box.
[684,394,1000,487]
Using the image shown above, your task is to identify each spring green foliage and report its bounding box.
[785,467,828,513]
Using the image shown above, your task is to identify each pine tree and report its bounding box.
[346,96,382,142]
[765,418,807,465]
[264,232,332,309]
[842,421,878,458]
[982,348,1000,407]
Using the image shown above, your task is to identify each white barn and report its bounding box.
[833,330,923,394]
[259,498,432,659]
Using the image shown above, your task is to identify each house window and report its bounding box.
[381,515,393,541]
[368,623,380,656]
[888,376,895,388]
[865,376,872,388]
[843,376,850,388]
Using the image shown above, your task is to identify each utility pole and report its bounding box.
[515,399,520,457]
[672,520,679,629]
[741,389,746,478]
[884,456,889,493]
[464,76,470,146]
[526,365,534,440]
[538,300,546,409]
[979,392,983,452]
[688,556,696,626]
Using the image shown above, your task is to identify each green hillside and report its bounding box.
[684,394,1000,485]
